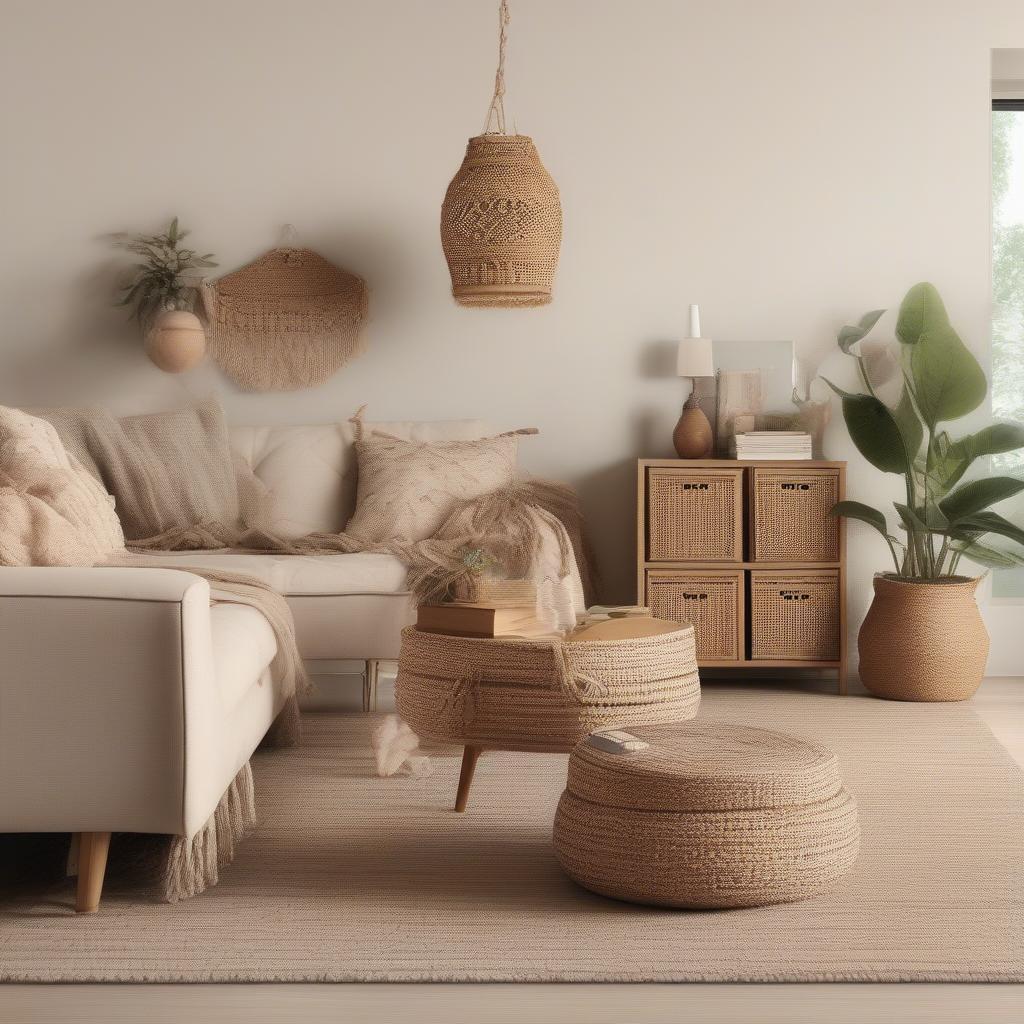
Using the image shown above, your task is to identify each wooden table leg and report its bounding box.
[454,745,482,812]
[75,831,111,914]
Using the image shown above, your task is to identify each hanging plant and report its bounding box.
[440,0,562,307]
[113,217,217,325]
[112,217,217,373]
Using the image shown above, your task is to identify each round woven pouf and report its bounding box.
[554,721,859,909]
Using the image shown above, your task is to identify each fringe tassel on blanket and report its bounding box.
[162,762,256,903]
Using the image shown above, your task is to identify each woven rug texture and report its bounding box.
[0,687,1021,982]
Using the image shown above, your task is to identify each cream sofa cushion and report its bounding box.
[229,419,490,539]
[345,431,528,543]
[142,550,408,596]
[138,550,415,660]
[40,399,241,541]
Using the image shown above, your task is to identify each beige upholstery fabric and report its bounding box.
[0,406,125,566]
[345,429,531,543]
[554,721,860,909]
[138,550,409,595]
[40,400,242,541]
[0,567,286,838]
[138,550,416,658]
[229,419,490,539]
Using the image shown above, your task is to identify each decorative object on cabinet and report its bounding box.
[637,457,847,693]
[732,429,813,460]
[112,217,217,373]
[440,0,562,307]
[824,282,1024,700]
[673,306,715,458]
[792,356,833,458]
[715,369,762,454]
[710,340,798,455]
[200,243,367,392]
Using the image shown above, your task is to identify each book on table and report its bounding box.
[416,602,558,639]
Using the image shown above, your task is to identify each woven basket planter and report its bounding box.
[858,574,989,701]
[440,134,562,307]
[554,721,860,909]
[395,626,699,753]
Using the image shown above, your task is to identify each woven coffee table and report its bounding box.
[394,625,701,811]
[553,721,860,908]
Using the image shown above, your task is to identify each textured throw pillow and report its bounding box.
[345,428,536,543]
[40,399,242,541]
[0,406,125,565]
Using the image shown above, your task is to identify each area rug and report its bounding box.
[1,687,1021,982]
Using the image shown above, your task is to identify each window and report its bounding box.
[992,99,1024,597]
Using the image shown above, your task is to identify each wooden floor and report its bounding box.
[2,678,1021,1024]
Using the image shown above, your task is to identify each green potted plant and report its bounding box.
[825,282,1024,701]
[114,217,217,373]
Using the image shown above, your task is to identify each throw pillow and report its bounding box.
[40,399,242,541]
[0,405,125,565]
[345,427,537,543]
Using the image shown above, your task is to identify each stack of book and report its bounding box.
[732,430,813,460]
[416,602,558,639]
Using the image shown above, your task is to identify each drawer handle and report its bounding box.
[780,591,811,600]
[681,593,709,600]
[680,482,710,491]
[780,482,811,491]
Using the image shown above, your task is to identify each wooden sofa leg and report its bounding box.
[75,832,111,914]
[363,660,380,712]
[455,745,482,812]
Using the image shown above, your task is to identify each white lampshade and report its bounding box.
[676,337,714,378]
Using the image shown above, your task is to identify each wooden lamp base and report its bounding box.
[673,395,714,459]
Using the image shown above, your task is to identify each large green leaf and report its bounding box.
[822,378,909,474]
[892,380,924,463]
[938,476,1024,521]
[829,500,890,536]
[951,510,1024,548]
[908,323,987,425]
[895,502,926,532]
[926,423,1024,499]
[837,308,886,354]
[895,282,987,424]
[952,539,1024,569]
[950,422,1024,461]
[895,282,949,346]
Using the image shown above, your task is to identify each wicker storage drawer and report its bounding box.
[646,570,743,662]
[750,570,840,661]
[647,467,743,561]
[751,468,840,562]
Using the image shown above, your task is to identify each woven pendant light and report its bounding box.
[440,0,562,307]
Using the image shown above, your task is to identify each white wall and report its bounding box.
[2,0,1023,672]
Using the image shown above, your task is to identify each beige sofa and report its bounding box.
[1,417,578,911]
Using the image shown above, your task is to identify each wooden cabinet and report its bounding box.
[637,459,847,694]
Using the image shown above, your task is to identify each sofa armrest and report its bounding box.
[0,566,214,835]
[0,565,207,601]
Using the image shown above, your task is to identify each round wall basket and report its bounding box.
[440,133,562,307]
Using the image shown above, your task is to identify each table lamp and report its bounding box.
[673,305,715,459]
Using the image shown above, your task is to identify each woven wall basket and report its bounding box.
[440,134,562,307]
[395,625,700,753]
[200,247,367,392]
